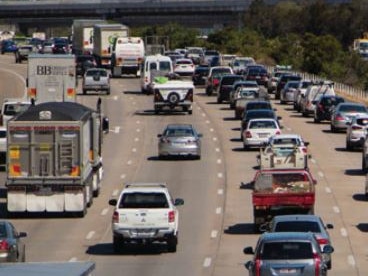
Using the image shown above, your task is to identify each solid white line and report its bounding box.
[120,174,126,179]
[217,159,222,164]
[211,230,218,238]
[114,126,120,133]
[216,207,222,214]
[348,255,356,266]
[318,171,324,178]
[69,257,78,262]
[101,208,109,216]
[340,228,348,237]
[203,257,212,267]
[325,187,332,193]
[217,173,223,178]
[112,189,119,197]
[333,206,340,213]
[86,231,95,240]
[217,189,224,195]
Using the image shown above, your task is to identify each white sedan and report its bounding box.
[173,58,195,76]
[242,118,281,150]
[346,115,368,150]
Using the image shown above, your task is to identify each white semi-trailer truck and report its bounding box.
[72,19,106,55]
[93,23,129,68]
[6,100,109,217]
[27,54,77,104]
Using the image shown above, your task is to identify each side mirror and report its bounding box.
[174,198,184,206]
[322,245,334,254]
[197,133,203,138]
[18,232,27,238]
[304,142,310,147]
[243,246,254,255]
[108,199,117,206]
[326,223,334,229]
[157,134,162,138]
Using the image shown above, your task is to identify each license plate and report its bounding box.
[279,268,297,273]
[258,133,269,138]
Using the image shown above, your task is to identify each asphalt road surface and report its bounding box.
[0,53,367,275]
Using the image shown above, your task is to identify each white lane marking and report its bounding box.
[132,148,137,152]
[340,228,348,237]
[134,137,139,142]
[101,208,109,216]
[206,120,210,124]
[203,257,212,267]
[114,126,120,133]
[136,120,140,124]
[197,106,201,110]
[217,173,223,178]
[216,207,222,214]
[286,127,292,131]
[69,257,78,262]
[348,255,356,266]
[210,128,214,132]
[129,97,133,100]
[215,148,220,152]
[120,174,126,179]
[218,189,224,195]
[133,102,136,105]
[86,231,95,240]
[325,187,332,193]
[112,189,119,197]
[202,113,206,117]
[310,159,316,164]
[136,128,141,132]
[211,230,218,239]
[217,159,222,164]
[114,95,118,100]
[318,171,324,178]
[213,137,218,141]
[127,160,132,165]
[333,206,340,213]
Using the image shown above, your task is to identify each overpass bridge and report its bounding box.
[0,0,253,33]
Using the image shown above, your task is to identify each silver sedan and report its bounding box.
[158,124,202,159]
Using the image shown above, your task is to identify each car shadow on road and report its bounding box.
[230,138,242,143]
[147,156,198,161]
[352,193,368,202]
[223,117,237,121]
[344,169,365,176]
[240,181,254,190]
[224,223,255,235]
[356,223,368,233]
[123,90,147,95]
[134,110,187,116]
[86,242,166,256]
[219,107,232,111]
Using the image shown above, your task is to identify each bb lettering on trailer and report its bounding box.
[36,65,74,76]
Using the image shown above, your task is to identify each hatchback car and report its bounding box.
[346,115,368,150]
[276,74,302,100]
[244,232,334,276]
[263,215,334,269]
[330,102,368,132]
[173,58,195,76]
[157,124,202,159]
[313,95,345,123]
[217,74,244,103]
[242,118,281,150]
[243,65,269,86]
[0,221,27,263]
[82,68,111,95]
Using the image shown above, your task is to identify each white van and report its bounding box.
[140,54,173,94]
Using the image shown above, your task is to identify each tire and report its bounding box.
[113,236,124,253]
[206,86,213,96]
[167,235,178,253]
[314,117,320,123]
[346,140,352,151]
[362,157,367,172]
[168,92,180,105]
[154,108,160,115]
[188,109,192,115]
[243,144,249,151]
[327,259,332,270]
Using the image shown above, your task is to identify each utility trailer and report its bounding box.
[6,101,108,217]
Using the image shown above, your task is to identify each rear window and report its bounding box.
[222,76,243,85]
[246,103,272,110]
[339,104,367,113]
[165,128,194,137]
[249,120,277,129]
[176,60,192,65]
[272,138,300,146]
[261,241,313,260]
[86,70,107,77]
[119,192,169,208]
[321,97,344,106]
[274,221,321,233]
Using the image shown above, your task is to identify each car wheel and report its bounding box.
[106,89,110,95]
[314,117,320,123]
[167,235,177,253]
[327,259,332,270]
[206,87,212,96]
[346,140,352,151]
[362,157,367,172]
[188,109,192,115]
[243,144,249,151]
[154,108,160,115]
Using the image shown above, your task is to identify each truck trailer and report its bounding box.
[93,24,129,68]
[27,54,77,104]
[72,19,106,55]
[6,100,109,217]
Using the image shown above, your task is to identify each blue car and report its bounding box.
[1,40,18,54]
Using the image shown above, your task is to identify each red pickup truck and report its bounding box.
[252,169,317,232]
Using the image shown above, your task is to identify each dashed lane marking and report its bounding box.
[114,126,120,133]
[325,187,332,193]
[217,189,224,195]
[120,174,126,179]
[112,189,119,197]
[340,228,348,237]
[215,148,220,152]
[69,257,77,262]
[134,137,139,142]
[210,128,214,132]
[101,208,109,216]
[216,207,222,214]
[318,171,324,178]
[203,258,212,267]
[127,160,132,165]
[86,231,95,240]
[217,159,222,164]
[217,173,223,178]
[211,230,218,239]
[348,255,356,266]
[333,206,340,213]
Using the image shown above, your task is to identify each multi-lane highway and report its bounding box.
[0,53,367,275]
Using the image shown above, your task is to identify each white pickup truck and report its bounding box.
[108,183,184,253]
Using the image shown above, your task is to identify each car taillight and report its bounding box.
[316,237,329,245]
[255,258,261,276]
[168,210,175,223]
[0,240,9,251]
[313,252,321,276]
[352,125,363,130]
[335,114,344,121]
[112,211,119,223]
[275,130,281,135]
[245,131,252,138]
[302,147,308,154]
[213,79,219,86]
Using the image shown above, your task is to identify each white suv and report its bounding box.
[108,183,184,253]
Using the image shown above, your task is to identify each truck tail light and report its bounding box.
[9,163,21,176]
[313,252,321,276]
[67,88,75,97]
[112,211,119,223]
[70,166,80,176]
[0,240,9,251]
[168,210,175,223]
[213,78,219,86]
[28,88,36,98]
[255,258,261,276]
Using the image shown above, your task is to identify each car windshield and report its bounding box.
[86,70,107,77]
[4,103,30,116]
[287,82,300,88]
[119,192,168,208]
[339,104,367,113]
[249,120,277,129]
[246,104,271,110]
[274,221,321,233]
[159,61,172,71]
[261,242,313,260]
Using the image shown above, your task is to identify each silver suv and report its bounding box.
[244,232,334,276]
[108,183,184,253]
[82,68,110,95]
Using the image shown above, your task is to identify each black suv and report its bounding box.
[217,74,244,103]
[313,95,345,123]
[192,65,209,86]
[276,74,302,100]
